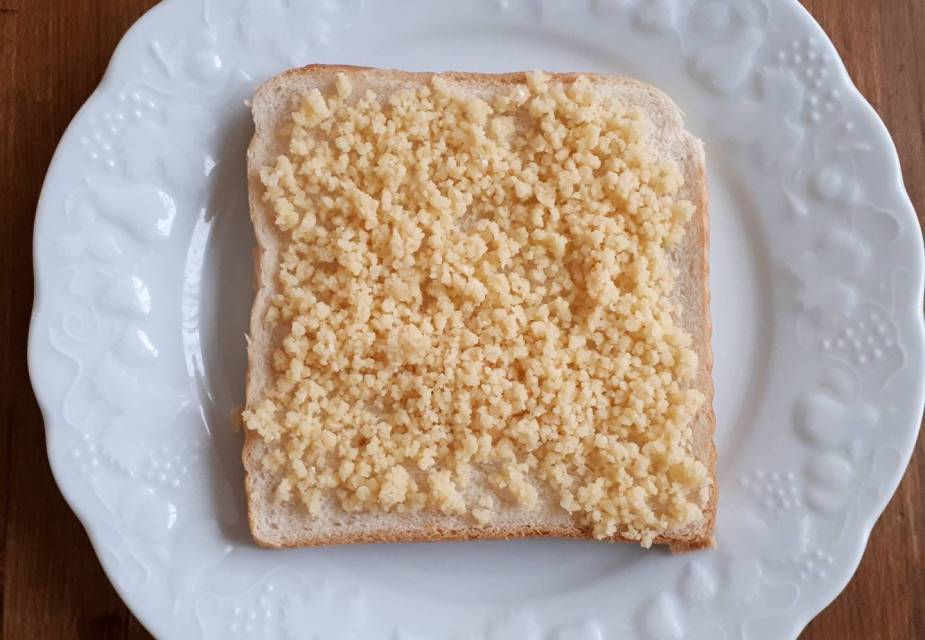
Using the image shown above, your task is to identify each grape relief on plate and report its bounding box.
[30,0,921,639]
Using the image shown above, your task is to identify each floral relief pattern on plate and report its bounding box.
[28,1,923,639]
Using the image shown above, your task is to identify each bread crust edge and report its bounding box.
[242,64,717,553]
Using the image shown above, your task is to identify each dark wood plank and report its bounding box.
[127,617,155,640]
[0,6,15,637]
[0,1,920,639]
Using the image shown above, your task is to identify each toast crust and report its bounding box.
[243,65,716,552]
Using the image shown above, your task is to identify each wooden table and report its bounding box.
[1,1,922,638]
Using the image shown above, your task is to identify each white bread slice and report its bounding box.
[243,65,716,552]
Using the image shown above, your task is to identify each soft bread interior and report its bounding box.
[243,66,716,551]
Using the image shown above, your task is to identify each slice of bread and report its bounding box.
[243,65,716,552]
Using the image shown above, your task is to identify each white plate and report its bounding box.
[29,1,925,638]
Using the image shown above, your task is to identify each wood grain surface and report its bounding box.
[0,1,921,638]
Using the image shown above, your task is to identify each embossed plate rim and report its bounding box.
[28,0,925,639]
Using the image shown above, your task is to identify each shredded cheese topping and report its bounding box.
[243,71,710,546]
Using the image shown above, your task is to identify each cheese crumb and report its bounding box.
[243,71,710,545]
